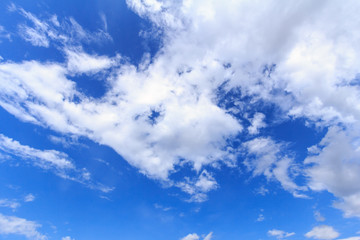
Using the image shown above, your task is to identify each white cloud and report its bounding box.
[268,229,295,239]
[305,225,339,240]
[305,127,360,217]
[0,199,20,210]
[2,0,360,209]
[181,232,212,240]
[181,233,199,240]
[24,194,35,203]
[248,112,266,135]
[0,213,46,240]
[65,47,116,75]
[243,137,306,197]
[177,170,218,202]
[10,4,112,48]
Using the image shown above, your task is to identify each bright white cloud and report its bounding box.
[0,213,46,240]
[305,225,339,240]
[1,0,360,211]
[65,47,116,75]
[305,127,360,217]
[248,112,266,135]
[268,229,295,239]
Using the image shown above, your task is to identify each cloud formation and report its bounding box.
[1,0,360,214]
[0,213,46,240]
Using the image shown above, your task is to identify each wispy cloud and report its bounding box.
[268,229,295,239]
[0,134,113,193]
[0,213,46,240]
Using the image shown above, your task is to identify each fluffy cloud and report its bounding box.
[268,229,295,239]
[0,213,46,240]
[305,127,360,217]
[305,225,339,240]
[1,0,360,212]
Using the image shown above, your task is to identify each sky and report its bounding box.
[0,0,360,239]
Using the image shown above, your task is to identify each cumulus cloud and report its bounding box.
[305,225,339,240]
[268,229,295,239]
[305,127,360,217]
[248,112,266,135]
[1,0,360,211]
[0,213,46,240]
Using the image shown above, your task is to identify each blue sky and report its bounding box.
[1,0,360,240]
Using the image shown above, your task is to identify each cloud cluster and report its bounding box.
[1,0,360,211]
[305,225,340,240]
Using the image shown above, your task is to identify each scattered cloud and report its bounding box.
[0,213,46,240]
[181,233,199,240]
[243,137,306,197]
[9,3,112,48]
[248,112,266,135]
[0,199,20,210]
[1,0,360,212]
[268,229,295,239]
[177,170,218,202]
[24,194,35,203]
[305,225,340,240]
